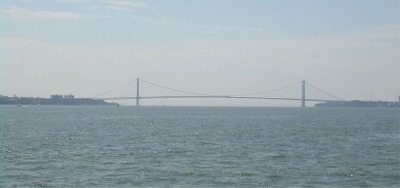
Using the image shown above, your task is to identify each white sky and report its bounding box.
[0,0,399,106]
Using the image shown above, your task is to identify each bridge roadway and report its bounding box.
[94,95,343,103]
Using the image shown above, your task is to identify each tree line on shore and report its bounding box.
[314,100,399,108]
[0,95,116,106]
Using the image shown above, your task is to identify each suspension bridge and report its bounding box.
[92,78,345,107]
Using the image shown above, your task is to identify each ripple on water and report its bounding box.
[0,106,399,187]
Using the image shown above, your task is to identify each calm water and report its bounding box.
[0,106,399,187]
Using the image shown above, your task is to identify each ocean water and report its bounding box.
[0,106,399,187]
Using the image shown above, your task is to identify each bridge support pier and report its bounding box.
[301,80,306,107]
[136,78,140,106]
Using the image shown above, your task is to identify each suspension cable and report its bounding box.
[140,79,302,97]
[233,81,302,96]
[306,82,345,101]
[139,79,211,96]
[93,79,332,99]
[92,80,136,98]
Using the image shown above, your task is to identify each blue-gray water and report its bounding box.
[0,106,399,187]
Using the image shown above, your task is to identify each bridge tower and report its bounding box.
[301,80,306,107]
[136,78,140,106]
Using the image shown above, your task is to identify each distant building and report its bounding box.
[64,95,75,100]
[51,94,63,100]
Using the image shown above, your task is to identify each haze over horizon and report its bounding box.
[1,0,399,106]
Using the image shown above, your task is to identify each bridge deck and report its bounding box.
[94,95,344,103]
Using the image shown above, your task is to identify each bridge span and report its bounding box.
[93,78,345,107]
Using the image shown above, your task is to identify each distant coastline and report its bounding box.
[0,94,117,106]
[1,94,398,108]
[314,100,399,108]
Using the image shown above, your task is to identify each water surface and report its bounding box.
[0,106,399,187]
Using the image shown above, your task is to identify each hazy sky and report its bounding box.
[0,0,399,106]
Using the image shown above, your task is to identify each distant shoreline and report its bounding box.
[0,95,117,106]
[1,95,398,108]
[314,100,399,108]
